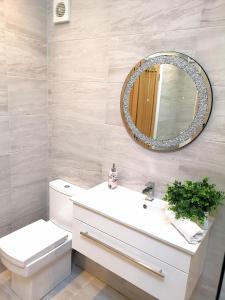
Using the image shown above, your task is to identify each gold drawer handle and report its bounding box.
[80,231,165,278]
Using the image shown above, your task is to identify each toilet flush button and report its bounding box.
[64,185,70,188]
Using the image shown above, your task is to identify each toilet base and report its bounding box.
[11,250,71,300]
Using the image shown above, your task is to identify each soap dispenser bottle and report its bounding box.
[108,163,118,189]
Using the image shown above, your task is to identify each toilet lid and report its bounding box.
[0,220,68,268]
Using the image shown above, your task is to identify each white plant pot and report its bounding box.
[203,212,209,230]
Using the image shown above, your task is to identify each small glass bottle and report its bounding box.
[108,163,118,189]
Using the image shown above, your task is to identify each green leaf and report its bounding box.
[163,177,225,224]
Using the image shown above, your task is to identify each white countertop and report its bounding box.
[71,182,211,255]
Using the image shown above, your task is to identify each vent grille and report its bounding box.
[56,2,66,18]
[53,0,70,24]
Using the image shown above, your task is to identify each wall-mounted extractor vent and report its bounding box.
[53,0,70,24]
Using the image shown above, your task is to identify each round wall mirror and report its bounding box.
[120,52,212,151]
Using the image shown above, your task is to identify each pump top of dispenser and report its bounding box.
[108,163,118,189]
[111,163,116,172]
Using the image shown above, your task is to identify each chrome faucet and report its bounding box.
[142,182,155,201]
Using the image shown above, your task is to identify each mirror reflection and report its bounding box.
[129,64,198,140]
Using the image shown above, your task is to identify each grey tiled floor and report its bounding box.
[0,263,216,300]
[0,265,128,300]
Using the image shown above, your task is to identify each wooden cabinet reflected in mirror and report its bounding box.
[129,64,159,138]
[128,63,199,141]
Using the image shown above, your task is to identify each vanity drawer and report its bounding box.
[72,218,188,300]
[73,204,191,273]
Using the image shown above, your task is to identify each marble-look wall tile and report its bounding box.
[0,117,10,155]
[179,139,225,168]
[0,5,7,118]
[165,0,203,31]
[162,29,198,57]
[110,0,203,36]
[178,160,225,191]
[215,117,225,144]
[47,0,110,41]
[5,0,47,41]
[221,280,225,300]
[8,78,47,115]
[11,115,48,151]
[105,82,124,127]
[195,26,225,87]
[12,207,48,233]
[201,0,225,27]
[0,28,6,76]
[108,28,199,83]
[102,124,180,194]
[49,147,102,181]
[50,118,103,170]
[103,123,179,162]
[11,179,48,231]
[109,0,167,36]
[205,86,225,132]
[199,116,218,143]
[0,0,5,76]
[48,38,108,82]
[108,33,164,83]
[48,80,107,124]
[0,0,4,28]
[49,116,103,187]
[0,155,10,199]
[6,30,47,79]
[49,151,102,189]
[199,89,225,143]
[0,0,48,238]
[10,146,48,188]
[0,156,11,238]
[0,75,8,116]
[212,86,225,111]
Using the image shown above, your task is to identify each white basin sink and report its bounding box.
[72,182,167,214]
[71,182,169,234]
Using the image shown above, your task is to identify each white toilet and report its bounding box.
[0,179,85,300]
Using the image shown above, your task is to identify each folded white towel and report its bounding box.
[172,219,204,244]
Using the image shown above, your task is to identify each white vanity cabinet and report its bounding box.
[71,183,210,300]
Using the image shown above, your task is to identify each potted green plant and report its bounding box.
[163,177,225,228]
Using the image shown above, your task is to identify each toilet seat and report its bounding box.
[0,220,72,300]
[0,219,69,269]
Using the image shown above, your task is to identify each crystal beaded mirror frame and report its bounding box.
[120,52,213,151]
